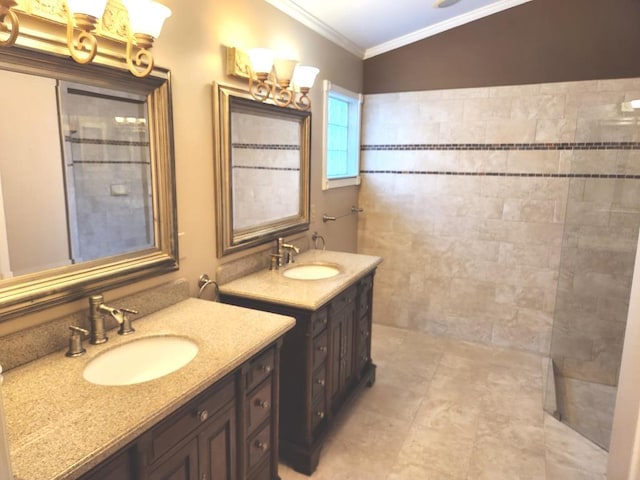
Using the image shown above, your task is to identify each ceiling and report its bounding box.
[264,0,532,59]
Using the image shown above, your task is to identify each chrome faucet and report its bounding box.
[271,237,300,270]
[88,294,139,344]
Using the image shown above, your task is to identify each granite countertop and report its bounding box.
[2,298,296,480]
[219,250,383,310]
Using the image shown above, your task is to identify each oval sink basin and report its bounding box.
[282,262,341,280]
[83,335,198,386]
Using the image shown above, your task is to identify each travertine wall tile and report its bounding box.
[360,78,640,376]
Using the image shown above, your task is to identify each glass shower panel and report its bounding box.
[547,157,640,450]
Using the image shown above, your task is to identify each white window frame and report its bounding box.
[322,80,363,190]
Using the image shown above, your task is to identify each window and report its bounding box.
[322,80,362,190]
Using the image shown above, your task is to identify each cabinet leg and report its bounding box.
[366,363,376,387]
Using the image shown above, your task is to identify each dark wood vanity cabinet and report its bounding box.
[219,270,377,475]
[79,341,281,480]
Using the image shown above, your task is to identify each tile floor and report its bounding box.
[279,324,608,480]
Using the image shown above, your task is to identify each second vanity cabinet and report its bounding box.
[79,342,281,480]
[220,270,377,475]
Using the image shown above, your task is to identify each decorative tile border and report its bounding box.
[65,137,150,147]
[232,165,300,171]
[232,143,300,151]
[362,142,640,151]
[360,170,640,179]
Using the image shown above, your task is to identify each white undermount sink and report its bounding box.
[282,262,342,280]
[83,335,198,386]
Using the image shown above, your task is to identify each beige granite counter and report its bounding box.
[2,298,295,480]
[218,250,383,310]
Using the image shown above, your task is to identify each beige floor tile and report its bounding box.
[279,324,609,480]
[544,414,607,475]
[387,461,463,480]
[545,462,607,480]
[467,444,546,480]
[395,422,475,478]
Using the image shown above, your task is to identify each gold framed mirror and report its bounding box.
[0,47,178,319]
[212,82,311,257]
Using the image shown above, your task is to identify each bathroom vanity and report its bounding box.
[219,250,382,475]
[2,298,295,480]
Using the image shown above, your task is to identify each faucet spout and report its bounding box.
[88,295,139,344]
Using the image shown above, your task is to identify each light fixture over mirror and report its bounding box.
[3,0,171,78]
[226,46,319,111]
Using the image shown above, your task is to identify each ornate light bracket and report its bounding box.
[1,0,169,78]
[226,46,318,111]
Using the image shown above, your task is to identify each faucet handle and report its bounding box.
[117,308,138,336]
[66,325,89,357]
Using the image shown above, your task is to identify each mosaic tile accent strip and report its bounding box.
[65,137,150,147]
[232,143,300,150]
[360,170,640,179]
[362,142,640,151]
[232,165,300,171]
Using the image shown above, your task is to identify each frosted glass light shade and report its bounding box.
[292,66,319,89]
[248,48,275,75]
[67,0,107,18]
[273,58,298,84]
[122,0,172,38]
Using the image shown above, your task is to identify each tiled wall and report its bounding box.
[358,78,640,382]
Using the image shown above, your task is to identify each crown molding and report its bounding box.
[264,0,365,58]
[364,0,533,59]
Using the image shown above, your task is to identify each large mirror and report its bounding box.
[0,47,178,319]
[213,82,310,257]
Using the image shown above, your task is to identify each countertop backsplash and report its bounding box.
[0,278,189,371]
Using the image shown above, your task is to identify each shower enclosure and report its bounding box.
[546,103,640,450]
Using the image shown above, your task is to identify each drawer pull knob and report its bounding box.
[315,378,325,386]
[255,440,269,451]
[197,409,209,422]
[316,411,325,419]
[201,475,207,480]
[256,399,270,409]
[260,364,272,373]
[317,345,327,353]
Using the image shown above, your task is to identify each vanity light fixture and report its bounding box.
[2,0,171,78]
[227,47,319,111]
[66,0,171,77]
[0,0,19,47]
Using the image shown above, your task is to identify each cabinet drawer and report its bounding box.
[246,347,275,392]
[312,330,328,370]
[311,363,326,400]
[311,308,329,336]
[331,286,357,313]
[246,379,272,435]
[311,396,326,433]
[247,424,271,472]
[149,374,235,463]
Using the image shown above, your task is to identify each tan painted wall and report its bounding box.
[0,71,69,277]
[0,0,362,336]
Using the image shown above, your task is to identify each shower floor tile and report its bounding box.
[279,324,608,480]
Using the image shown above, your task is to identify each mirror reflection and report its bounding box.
[0,49,177,319]
[1,71,154,278]
[213,83,311,257]
[231,106,301,229]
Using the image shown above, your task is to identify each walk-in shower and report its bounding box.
[545,109,640,450]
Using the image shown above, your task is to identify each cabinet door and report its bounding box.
[148,439,199,480]
[199,403,237,480]
[330,305,355,404]
[79,447,138,480]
